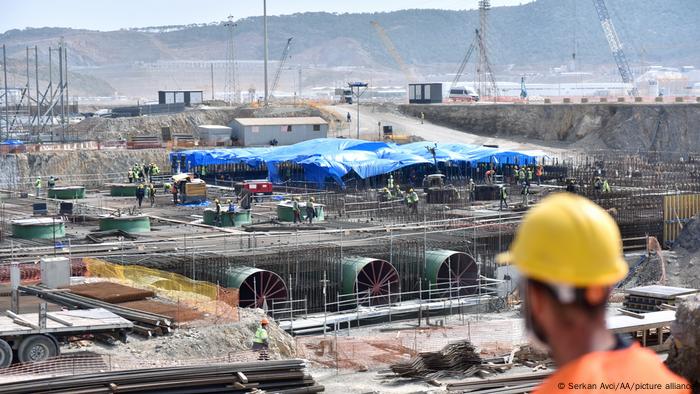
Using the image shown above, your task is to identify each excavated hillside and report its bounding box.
[0,149,169,189]
[401,103,700,153]
[69,105,328,140]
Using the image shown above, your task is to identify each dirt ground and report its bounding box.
[323,103,566,154]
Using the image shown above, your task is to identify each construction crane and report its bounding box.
[450,29,497,98]
[270,37,294,97]
[450,35,478,90]
[370,21,418,83]
[591,0,638,96]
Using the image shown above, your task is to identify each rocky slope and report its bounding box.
[400,103,700,153]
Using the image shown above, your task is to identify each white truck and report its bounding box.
[0,307,132,367]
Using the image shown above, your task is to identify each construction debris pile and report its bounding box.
[670,215,700,289]
[390,340,487,379]
[666,294,700,389]
[0,359,323,394]
[113,312,297,366]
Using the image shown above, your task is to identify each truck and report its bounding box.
[0,307,132,367]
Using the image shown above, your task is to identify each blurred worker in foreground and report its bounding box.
[496,194,689,394]
[252,318,270,361]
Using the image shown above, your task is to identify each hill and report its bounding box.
[2,0,698,67]
[1,0,698,97]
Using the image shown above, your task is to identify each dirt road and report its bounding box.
[324,104,564,154]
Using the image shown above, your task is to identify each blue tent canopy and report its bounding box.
[170,138,543,187]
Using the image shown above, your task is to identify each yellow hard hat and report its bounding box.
[496,193,628,287]
[310,197,315,202]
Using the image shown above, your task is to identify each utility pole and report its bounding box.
[263,0,269,106]
[58,40,65,137]
[3,45,9,139]
[348,82,368,140]
[224,15,238,105]
[210,63,215,100]
[26,47,31,126]
[34,46,40,128]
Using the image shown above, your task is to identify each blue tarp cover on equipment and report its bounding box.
[171,138,543,187]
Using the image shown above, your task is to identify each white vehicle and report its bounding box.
[448,86,480,102]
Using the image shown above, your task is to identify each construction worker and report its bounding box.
[47,176,56,189]
[393,183,402,199]
[387,174,394,190]
[499,185,508,210]
[535,164,543,186]
[306,197,316,224]
[127,169,134,183]
[292,197,301,224]
[163,181,171,194]
[407,188,419,214]
[518,167,526,185]
[34,176,42,197]
[227,199,236,213]
[135,183,145,208]
[171,182,179,205]
[420,112,425,124]
[496,194,690,393]
[252,318,270,361]
[214,198,222,226]
[151,163,160,182]
[594,176,603,197]
[603,179,611,193]
[520,180,529,206]
[346,112,351,123]
[468,178,476,202]
[379,187,392,202]
[526,167,533,186]
[148,183,157,207]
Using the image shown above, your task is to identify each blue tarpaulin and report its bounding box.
[0,139,24,145]
[171,138,544,187]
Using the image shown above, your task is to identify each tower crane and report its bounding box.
[370,21,418,83]
[591,0,638,96]
[450,29,497,98]
[270,37,294,98]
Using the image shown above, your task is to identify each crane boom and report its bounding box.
[591,0,638,95]
[270,37,294,96]
[450,35,478,90]
[370,21,417,83]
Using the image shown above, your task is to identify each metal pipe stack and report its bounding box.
[0,359,324,393]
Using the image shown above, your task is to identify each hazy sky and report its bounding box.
[2,0,531,33]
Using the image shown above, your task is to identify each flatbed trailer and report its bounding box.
[0,308,132,367]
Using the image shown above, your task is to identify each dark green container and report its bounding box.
[276,201,325,222]
[109,183,138,197]
[203,209,252,227]
[48,186,85,199]
[12,218,65,239]
[99,215,151,233]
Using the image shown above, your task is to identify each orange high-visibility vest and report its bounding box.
[535,343,690,394]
